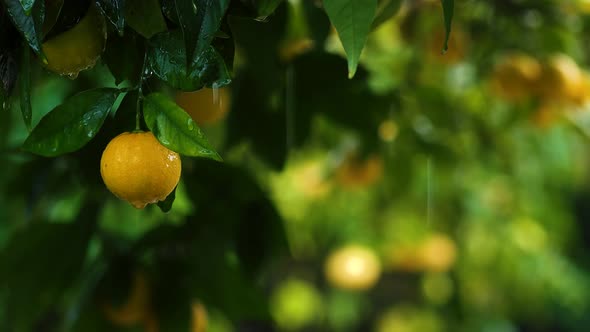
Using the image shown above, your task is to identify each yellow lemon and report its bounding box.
[41,3,107,77]
[324,245,382,291]
[100,131,181,209]
[418,234,457,273]
[175,87,231,126]
[537,54,584,102]
[191,302,208,332]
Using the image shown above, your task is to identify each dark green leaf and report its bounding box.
[161,0,179,23]
[174,0,230,70]
[184,159,290,276]
[19,43,31,131]
[22,88,120,157]
[0,50,18,98]
[253,0,283,17]
[3,0,46,60]
[41,0,63,38]
[103,28,144,86]
[157,185,176,213]
[124,0,166,38]
[372,0,402,29]
[143,92,222,161]
[95,0,125,34]
[19,0,35,14]
[0,209,96,330]
[441,0,454,52]
[323,0,377,78]
[147,30,231,91]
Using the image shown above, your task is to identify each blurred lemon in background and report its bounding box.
[191,302,208,332]
[335,154,384,189]
[271,278,323,331]
[376,305,444,332]
[538,54,584,103]
[489,53,541,102]
[324,244,382,291]
[175,87,231,126]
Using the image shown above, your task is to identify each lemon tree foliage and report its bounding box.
[0,0,463,331]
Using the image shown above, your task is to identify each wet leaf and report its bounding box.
[323,0,377,78]
[3,0,46,60]
[174,0,230,69]
[143,92,222,161]
[157,186,176,213]
[0,51,18,98]
[22,88,120,157]
[19,43,32,131]
[147,30,231,91]
[441,0,454,52]
[124,0,166,38]
[19,0,35,14]
[95,0,125,34]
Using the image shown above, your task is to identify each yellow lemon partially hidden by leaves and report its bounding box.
[175,87,231,126]
[324,244,382,291]
[100,131,181,209]
[103,271,152,327]
[42,3,107,77]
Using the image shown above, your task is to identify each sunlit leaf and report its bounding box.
[3,0,46,60]
[323,0,377,78]
[95,0,126,34]
[143,92,222,161]
[22,88,120,157]
[124,0,166,38]
[147,30,231,91]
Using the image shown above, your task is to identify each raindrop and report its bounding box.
[187,118,195,131]
[66,72,79,80]
[254,16,269,22]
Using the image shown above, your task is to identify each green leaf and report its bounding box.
[323,0,377,78]
[174,0,230,70]
[41,0,63,38]
[22,88,120,157]
[143,92,222,161]
[124,0,166,38]
[19,43,31,131]
[157,186,176,213]
[147,30,231,91]
[103,28,144,86]
[3,0,46,60]
[95,0,126,34]
[441,0,454,52]
[372,0,402,29]
[19,0,35,14]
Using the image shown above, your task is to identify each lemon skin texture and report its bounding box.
[100,132,181,209]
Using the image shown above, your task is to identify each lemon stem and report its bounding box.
[135,50,149,131]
